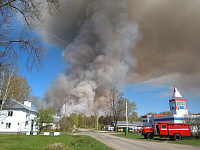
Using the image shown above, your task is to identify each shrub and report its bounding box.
[43,143,70,150]
[59,117,71,131]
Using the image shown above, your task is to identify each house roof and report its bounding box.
[117,121,143,126]
[54,116,62,123]
[0,99,37,113]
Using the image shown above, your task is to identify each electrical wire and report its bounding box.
[43,29,96,60]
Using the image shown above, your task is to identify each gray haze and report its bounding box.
[41,0,200,115]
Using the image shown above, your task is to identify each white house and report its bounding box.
[0,99,38,133]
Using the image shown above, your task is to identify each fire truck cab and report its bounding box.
[142,122,190,140]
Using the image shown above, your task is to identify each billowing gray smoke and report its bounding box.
[42,0,200,115]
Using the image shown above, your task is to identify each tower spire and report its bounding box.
[172,86,182,98]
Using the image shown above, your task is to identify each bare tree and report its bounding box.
[0,65,15,114]
[184,114,200,139]
[107,88,125,132]
[0,0,61,71]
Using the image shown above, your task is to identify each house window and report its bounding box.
[25,121,28,127]
[6,123,11,128]
[8,111,13,116]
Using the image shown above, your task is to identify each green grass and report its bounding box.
[0,133,113,150]
[114,132,200,146]
[168,136,200,146]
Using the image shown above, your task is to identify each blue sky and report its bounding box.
[19,45,65,97]
[19,45,200,116]
[124,84,200,116]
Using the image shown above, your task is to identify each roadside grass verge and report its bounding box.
[114,132,200,147]
[0,132,113,150]
[168,136,200,146]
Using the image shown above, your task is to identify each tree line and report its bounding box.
[37,109,141,132]
[36,88,140,133]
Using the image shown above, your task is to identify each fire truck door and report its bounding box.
[154,125,160,135]
[160,125,168,135]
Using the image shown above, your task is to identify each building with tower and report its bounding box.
[142,87,189,127]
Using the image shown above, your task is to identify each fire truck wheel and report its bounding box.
[174,134,182,141]
[169,136,174,140]
[146,133,153,139]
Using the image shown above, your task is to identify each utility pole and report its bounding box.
[125,97,128,136]
[97,113,99,131]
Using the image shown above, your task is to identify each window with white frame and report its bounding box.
[8,111,13,116]
[176,101,186,110]
[169,101,176,110]
[6,123,11,128]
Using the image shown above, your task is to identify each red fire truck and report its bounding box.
[141,122,190,140]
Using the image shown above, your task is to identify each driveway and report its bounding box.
[74,129,200,150]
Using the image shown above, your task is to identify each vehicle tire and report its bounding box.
[146,133,154,139]
[174,134,182,141]
[169,136,174,140]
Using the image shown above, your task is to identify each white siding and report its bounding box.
[0,109,38,133]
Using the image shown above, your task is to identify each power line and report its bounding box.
[43,29,96,60]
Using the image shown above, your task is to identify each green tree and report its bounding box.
[69,113,78,127]
[127,100,137,117]
[36,106,56,132]
[159,111,171,115]
[78,113,84,128]
[128,112,137,121]
[146,112,154,115]
[90,115,97,129]
[5,75,31,101]
[0,67,31,113]
[59,117,71,131]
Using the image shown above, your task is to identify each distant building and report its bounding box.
[117,121,143,132]
[0,99,38,133]
[42,115,62,130]
[142,87,189,127]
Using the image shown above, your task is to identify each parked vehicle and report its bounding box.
[141,122,190,140]
[117,126,134,132]
[137,128,142,133]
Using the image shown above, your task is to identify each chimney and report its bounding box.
[24,101,31,108]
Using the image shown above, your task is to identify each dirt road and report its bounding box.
[74,129,200,150]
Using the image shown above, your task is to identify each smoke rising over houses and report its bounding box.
[41,0,200,115]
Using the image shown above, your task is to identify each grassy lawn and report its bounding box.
[114,132,200,147]
[0,132,113,150]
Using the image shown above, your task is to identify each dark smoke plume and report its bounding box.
[42,0,200,115]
